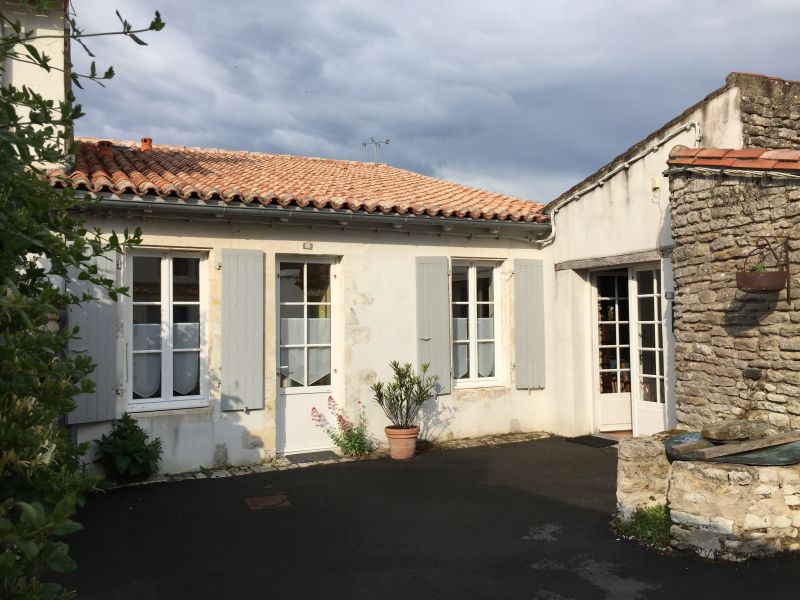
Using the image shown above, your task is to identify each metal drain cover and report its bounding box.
[245,493,290,510]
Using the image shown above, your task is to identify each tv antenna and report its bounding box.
[362,137,390,162]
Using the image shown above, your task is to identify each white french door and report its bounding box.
[594,272,632,431]
[593,266,670,435]
[276,259,336,454]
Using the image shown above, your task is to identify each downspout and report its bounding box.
[536,121,701,248]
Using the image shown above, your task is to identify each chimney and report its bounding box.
[140,137,153,152]
[98,140,114,158]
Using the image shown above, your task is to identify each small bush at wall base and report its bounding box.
[613,505,671,549]
[94,414,163,484]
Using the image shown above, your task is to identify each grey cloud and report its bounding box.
[72,0,800,202]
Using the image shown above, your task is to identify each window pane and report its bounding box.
[308,305,331,344]
[279,263,304,303]
[618,324,629,345]
[599,347,615,370]
[173,322,200,349]
[599,324,616,345]
[451,265,469,302]
[640,350,657,376]
[641,377,658,402]
[597,276,615,298]
[619,347,630,369]
[617,300,629,321]
[132,257,161,301]
[453,343,469,379]
[654,271,661,294]
[600,371,616,393]
[638,297,654,321]
[280,304,304,345]
[452,304,468,341]
[173,351,200,396]
[619,371,631,392]
[659,378,666,404]
[134,305,160,324]
[478,342,494,377]
[477,307,494,340]
[637,270,654,295]
[173,305,199,323]
[308,347,331,386]
[279,348,304,387]
[133,323,160,351]
[133,353,161,399]
[476,267,493,302]
[307,264,331,303]
[173,257,199,301]
[639,323,656,349]
[599,300,616,322]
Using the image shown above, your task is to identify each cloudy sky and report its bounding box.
[71,0,800,203]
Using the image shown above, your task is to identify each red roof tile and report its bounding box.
[48,139,548,223]
[667,146,800,173]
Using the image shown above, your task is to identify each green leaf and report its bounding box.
[53,520,83,536]
[127,33,147,46]
[44,545,77,573]
[17,539,40,559]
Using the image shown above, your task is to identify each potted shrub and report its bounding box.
[371,361,438,460]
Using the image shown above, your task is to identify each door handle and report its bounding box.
[420,337,431,341]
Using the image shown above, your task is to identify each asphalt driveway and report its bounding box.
[55,437,800,599]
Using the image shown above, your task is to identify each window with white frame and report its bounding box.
[129,253,206,410]
[451,262,498,381]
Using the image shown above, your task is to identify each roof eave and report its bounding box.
[80,192,552,239]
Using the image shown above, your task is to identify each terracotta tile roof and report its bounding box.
[48,138,548,223]
[668,146,800,171]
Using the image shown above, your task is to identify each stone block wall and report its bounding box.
[668,460,800,559]
[729,73,800,149]
[616,436,672,519]
[670,173,800,430]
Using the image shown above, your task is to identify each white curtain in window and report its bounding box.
[453,344,469,378]
[281,347,305,387]
[452,318,468,341]
[133,354,161,398]
[280,318,304,345]
[173,352,199,395]
[478,342,495,377]
[173,323,199,349]
[308,347,331,385]
[308,318,331,344]
[477,318,494,340]
[133,323,160,350]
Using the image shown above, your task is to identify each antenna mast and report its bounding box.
[362,137,390,162]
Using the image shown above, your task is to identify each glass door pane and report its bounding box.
[597,274,630,393]
[635,269,665,403]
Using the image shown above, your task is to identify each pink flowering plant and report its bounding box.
[311,396,372,457]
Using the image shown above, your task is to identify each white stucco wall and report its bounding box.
[73,215,552,473]
[543,86,743,437]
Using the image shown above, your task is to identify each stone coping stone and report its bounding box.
[665,432,800,466]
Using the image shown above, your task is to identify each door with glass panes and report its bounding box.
[592,266,669,435]
[276,260,335,454]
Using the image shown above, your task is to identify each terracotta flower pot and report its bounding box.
[385,425,420,460]
[736,270,787,294]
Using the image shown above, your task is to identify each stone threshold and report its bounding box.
[112,431,552,488]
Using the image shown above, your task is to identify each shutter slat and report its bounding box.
[66,253,119,424]
[515,259,545,390]
[416,257,451,395]
[221,249,265,411]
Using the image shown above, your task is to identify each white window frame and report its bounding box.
[125,250,209,412]
[451,260,501,388]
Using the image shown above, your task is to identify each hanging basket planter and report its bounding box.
[735,237,791,300]
[735,270,788,293]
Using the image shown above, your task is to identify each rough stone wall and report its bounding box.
[670,173,800,430]
[668,460,800,559]
[616,436,672,519]
[730,73,800,148]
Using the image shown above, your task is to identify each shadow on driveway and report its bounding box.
[54,437,800,599]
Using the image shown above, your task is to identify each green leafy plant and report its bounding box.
[613,504,671,549]
[371,361,438,429]
[311,396,372,457]
[0,2,163,597]
[94,414,163,484]
[750,263,768,272]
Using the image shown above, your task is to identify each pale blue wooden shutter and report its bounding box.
[515,259,545,389]
[416,256,451,395]
[66,253,120,424]
[221,249,265,411]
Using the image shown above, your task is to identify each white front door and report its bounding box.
[593,272,632,431]
[630,267,668,436]
[276,260,335,454]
